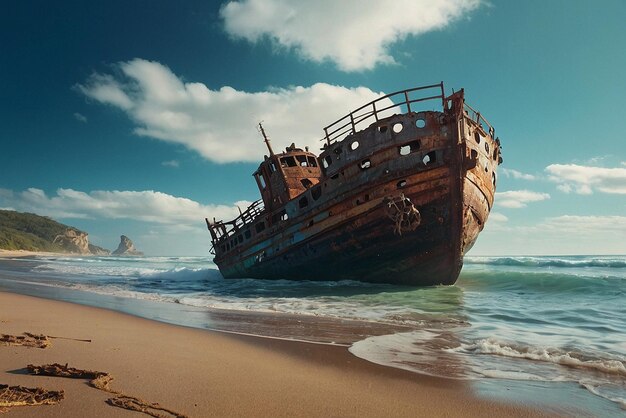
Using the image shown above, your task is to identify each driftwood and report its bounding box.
[0,332,91,349]
[0,384,63,412]
[0,333,50,349]
[28,364,187,418]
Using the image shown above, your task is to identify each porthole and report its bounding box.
[399,140,420,156]
[397,179,407,188]
[378,125,388,133]
[360,159,372,170]
[350,141,360,151]
[474,132,481,144]
[416,118,426,128]
[392,123,403,133]
[485,142,490,153]
[492,172,497,187]
[423,151,437,166]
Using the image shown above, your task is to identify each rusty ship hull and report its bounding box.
[207,83,501,286]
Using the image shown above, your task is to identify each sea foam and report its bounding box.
[450,338,626,377]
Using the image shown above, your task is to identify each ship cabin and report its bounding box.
[207,127,323,257]
[253,143,322,213]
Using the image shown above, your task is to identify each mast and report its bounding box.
[258,122,275,156]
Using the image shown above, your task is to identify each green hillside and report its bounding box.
[0,210,83,252]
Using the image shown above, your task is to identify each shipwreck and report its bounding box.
[206,83,501,286]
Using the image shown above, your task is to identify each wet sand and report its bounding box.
[0,291,556,417]
[0,250,76,258]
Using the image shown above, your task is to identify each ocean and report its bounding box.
[0,254,624,416]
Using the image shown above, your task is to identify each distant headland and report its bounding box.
[0,209,142,256]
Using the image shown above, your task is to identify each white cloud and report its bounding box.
[73,112,87,123]
[473,215,626,255]
[546,164,626,194]
[76,73,133,110]
[495,190,550,209]
[0,187,247,226]
[488,212,508,223]
[583,155,611,165]
[540,215,626,234]
[77,59,393,163]
[501,168,536,181]
[162,160,180,168]
[220,0,482,71]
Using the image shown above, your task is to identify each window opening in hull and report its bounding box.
[423,152,436,166]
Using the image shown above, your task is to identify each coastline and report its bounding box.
[0,291,554,417]
[0,250,81,259]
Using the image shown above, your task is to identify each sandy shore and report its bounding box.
[0,291,556,417]
[0,250,76,258]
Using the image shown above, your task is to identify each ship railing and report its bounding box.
[463,101,495,138]
[207,199,265,244]
[321,82,445,145]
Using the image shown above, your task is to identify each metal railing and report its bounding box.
[209,199,265,243]
[322,82,445,145]
[463,102,495,137]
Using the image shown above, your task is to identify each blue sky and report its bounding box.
[1,0,625,256]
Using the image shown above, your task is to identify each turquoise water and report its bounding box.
[0,254,624,415]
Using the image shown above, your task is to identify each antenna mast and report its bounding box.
[258,122,275,156]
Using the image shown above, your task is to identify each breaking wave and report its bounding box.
[465,256,626,269]
[450,338,626,377]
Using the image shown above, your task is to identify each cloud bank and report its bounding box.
[77,59,390,163]
[495,190,550,209]
[0,187,247,226]
[476,214,626,255]
[220,0,482,71]
[546,163,626,194]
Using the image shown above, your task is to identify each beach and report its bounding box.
[0,291,551,417]
[1,253,624,417]
[0,251,73,258]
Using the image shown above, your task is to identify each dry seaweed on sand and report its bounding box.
[106,396,188,418]
[0,332,50,348]
[28,363,187,418]
[0,384,64,412]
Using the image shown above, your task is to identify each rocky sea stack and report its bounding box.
[112,235,143,256]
